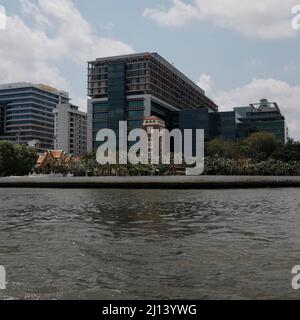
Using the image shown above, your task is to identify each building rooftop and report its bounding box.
[249,99,281,113]
[0,82,69,98]
[143,116,164,121]
[89,52,206,96]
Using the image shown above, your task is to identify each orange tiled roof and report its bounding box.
[36,150,67,168]
[50,150,65,159]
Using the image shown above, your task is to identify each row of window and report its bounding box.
[6,120,54,128]
[127,110,144,117]
[92,119,144,131]
[127,69,148,77]
[89,74,108,81]
[6,101,56,112]
[127,63,148,70]
[0,91,67,105]
[5,127,54,136]
[6,108,54,118]
[7,126,54,133]
[6,114,54,123]
[93,101,144,111]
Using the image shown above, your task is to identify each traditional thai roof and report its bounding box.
[37,154,47,165]
[143,116,163,121]
[36,150,68,168]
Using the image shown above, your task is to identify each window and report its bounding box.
[93,113,108,121]
[128,100,144,108]
[128,110,144,118]
[93,122,108,129]
[93,103,109,112]
[128,120,143,128]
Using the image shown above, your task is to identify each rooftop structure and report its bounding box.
[235,99,286,142]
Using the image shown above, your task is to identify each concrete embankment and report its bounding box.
[0,176,300,189]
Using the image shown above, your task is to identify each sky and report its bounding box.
[0,0,300,138]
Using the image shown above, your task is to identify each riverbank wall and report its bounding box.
[0,176,300,189]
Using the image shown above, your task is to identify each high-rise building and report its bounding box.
[87,52,218,151]
[0,82,70,152]
[54,103,87,157]
[0,104,4,136]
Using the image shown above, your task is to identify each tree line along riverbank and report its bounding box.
[1,132,300,177]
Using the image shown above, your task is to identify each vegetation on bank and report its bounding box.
[206,132,300,162]
[0,132,300,177]
[69,132,300,177]
[0,141,37,177]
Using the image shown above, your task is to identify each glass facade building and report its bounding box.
[87,53,286,150]
[0,105,4,136]
[0,83,69,152]
[179,99,286,143]
[235,100,286,142]
[179,109,237,141]
[87,52,218,151]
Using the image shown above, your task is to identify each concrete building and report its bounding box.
[87,52,218,152]
[54,103,87,157]
[0,82,69,152]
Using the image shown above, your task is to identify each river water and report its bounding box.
[0,188,300,300]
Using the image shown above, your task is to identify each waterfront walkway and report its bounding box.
[0,176,300,189]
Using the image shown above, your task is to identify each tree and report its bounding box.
[14,144,37,175]
[272,138,300,161]
[0,141,17,176]
[206,137,240,159]
[0,141,37,177]
[243,132,281,160]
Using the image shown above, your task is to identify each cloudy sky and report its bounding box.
[0,0,300,138]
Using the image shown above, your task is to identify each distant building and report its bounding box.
[179,99,286,143]
[0,82,69,152]
[0,104,4,136]
[235,99,286,142]
[87,52,218,152]
[54,103,87,157]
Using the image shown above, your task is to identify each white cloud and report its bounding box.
[212,78,300,140]
[143,0,299,39]
[143,0,198,27]
[0,0,134,105]
[197,73,213,96]
[20,0,52,30]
